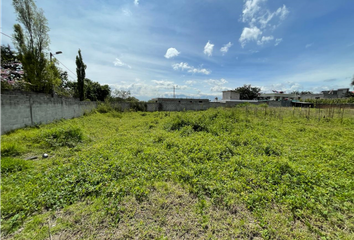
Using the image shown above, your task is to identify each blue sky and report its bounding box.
[2,0,354,100]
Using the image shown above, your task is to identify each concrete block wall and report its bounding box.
[1,91,96,134]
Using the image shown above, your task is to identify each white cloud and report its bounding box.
[239,27,262,48]
[109,79,188,99]
[122,9,132,16]
[172,62,211,75]
[274,38,282,46]
[151,80,188,90]
[204,78,228,85]
[204,41,214,57]
[242,0,265,23]
[257,35,274,45]
[220,42,233,55]
[164,48,180,59]
[172,62,191,71]
[204,78,229,92]
[113,58,132,69]
[185,80,197,86]
[306,43,314,48]
[134,0,139,6]
[210,86,230,92]
[240,0,289,47]
[276,5,289,20]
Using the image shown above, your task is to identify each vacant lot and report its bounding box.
[2,106,354,239]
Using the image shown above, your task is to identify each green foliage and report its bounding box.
[12,0,52,93]
[306,97,354,104]
[1,106,354,238]
[40,126,83,148]
[235,84,261,100]
[84,78,111,101]
[76,49,86,101]
[1,157,31,174]
[1,142,24,157]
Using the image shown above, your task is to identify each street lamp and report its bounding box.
[50,51,62,62]
[50,51,62,97]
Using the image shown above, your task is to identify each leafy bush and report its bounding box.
[41,126,83,148]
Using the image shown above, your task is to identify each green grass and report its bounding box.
[1,106,354,239]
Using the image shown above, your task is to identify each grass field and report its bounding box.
[1,105,354,239]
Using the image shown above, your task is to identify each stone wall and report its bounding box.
[1,91,96,134]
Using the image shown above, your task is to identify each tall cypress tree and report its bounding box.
[76,49,86,101]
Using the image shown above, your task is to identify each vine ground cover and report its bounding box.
[1,106,354,239]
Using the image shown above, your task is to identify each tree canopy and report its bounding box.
[235,84,261,100]
[76,49,86,101]
[12,0,56,93]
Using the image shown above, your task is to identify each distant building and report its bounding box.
[222,90,240,101]
[258,88,350,101]
[321,88,349,99]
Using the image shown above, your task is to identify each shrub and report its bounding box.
[41,126,83,148]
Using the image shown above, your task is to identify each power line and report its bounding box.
[1,32,14,40]
[1,31,77,80]
[52,55,77,78]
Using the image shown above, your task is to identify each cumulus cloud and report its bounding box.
[242,0,265,24]
[239,27,262,48]
[257,35,274,45]
[134,0,139,6]
[113,58,132,69]
[220,42,233,55]
[204,41,214,57]
[274,38,282,46]
[204,78,229,92]
[109,79,188,99]
[164,48,180,59]
[240,0,289,47]
[172,62,211,75]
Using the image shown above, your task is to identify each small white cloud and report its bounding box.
[220,42,233,55]
[122,9,132,16]
[305,43,314,48]
[276,5,289,20]
[274,38,282,46]
[172,62,211,75]
[113,58,132,69]
[210,86,230,92]
[188,68,211,75]
[172,62,191,71]
[204,78,229,92]
[257,35,274,45]
[164,48,180,59]
[239,27,262,48]
[134,0,139,6]
[204,41,214,57]
[185,80,197,86]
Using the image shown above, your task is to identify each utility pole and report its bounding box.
[173,85,175,98]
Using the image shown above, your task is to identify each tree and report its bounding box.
[84,78,111,101]
[235,84,261,100]
[12,0,52,92]
[113,89,131,99]
[76,49,86,101]
[1,45,24,90]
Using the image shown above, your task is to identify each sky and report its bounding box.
[1,0,354,100]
